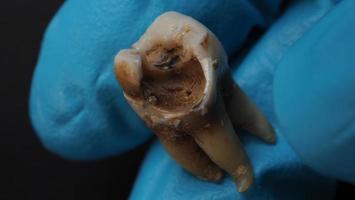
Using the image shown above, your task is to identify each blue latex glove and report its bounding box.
[30,0,351,199]
[274,0,355,183]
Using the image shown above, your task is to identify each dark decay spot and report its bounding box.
[154,55,180,69]
[186,90,192,96]
[146,47,181,70]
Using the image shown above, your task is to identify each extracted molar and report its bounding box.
[114,11,275,192]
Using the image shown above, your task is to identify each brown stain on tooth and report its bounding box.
[146,46,181,70]
[212,59,219,70]
[176,24,191,43]
[200,33,209,49]
[141,46,206,112]
[115,61,141,98]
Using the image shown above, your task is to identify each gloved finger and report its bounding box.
[274,0,355,183]
[130,0,338,199]
[30,0,281,160]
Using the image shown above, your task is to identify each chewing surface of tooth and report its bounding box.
[114,11,275,192]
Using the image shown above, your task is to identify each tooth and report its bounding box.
[159,133,223,181]
[114,11,275,192]
[192,97,253,192]
[222,73,276,144]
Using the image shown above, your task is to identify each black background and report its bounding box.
[2,1,354,200]
[3,1,151,199]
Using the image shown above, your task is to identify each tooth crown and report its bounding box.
[116,12,230,119]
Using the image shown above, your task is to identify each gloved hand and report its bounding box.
[274,0,355,183]
[30,0,279,160]
[30,0,353,199]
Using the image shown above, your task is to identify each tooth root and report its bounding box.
[159,133,223,182]
[192,99,253,192]
[223,73,276,144]
[114,49,143,98]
